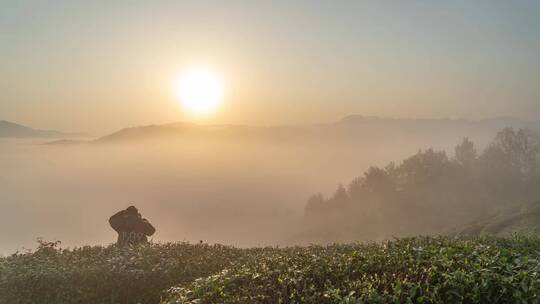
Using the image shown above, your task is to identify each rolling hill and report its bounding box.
[94,116,540,146]
[454,201,540,237]
[0,120,81,138]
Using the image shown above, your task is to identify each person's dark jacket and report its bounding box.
[109,209,155,246]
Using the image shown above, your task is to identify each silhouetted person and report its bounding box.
[109,206,155,246]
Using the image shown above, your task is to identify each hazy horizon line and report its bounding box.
[3,114,537,138]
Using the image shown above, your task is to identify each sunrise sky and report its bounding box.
[1,0,539,135]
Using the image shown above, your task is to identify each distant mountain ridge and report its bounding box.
[338,115,540,130]
[0,120,82,138]
[94,116,540,144]
[96,122,304,143]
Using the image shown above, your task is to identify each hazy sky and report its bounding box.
[1,0,539,135]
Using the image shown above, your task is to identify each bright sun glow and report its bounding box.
[175,69,224,115]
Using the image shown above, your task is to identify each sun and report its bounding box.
[174,69,224,115]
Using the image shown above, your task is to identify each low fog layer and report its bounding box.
[1,117,538,254]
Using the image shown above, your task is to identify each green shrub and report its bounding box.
[163,236,540,304]
[0,241,242,304]
[3,236,540,304]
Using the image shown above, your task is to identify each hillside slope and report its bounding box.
[94,116,540,148]
[454,201,540,237]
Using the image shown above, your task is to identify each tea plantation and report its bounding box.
[2,236,540,304]
[0,241,243,304]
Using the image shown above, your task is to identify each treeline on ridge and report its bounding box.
[304,128,540,241]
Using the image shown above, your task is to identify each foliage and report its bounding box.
[305,128,540,239]
[3,237,540,303]
[455,201,540,237]
[163,236,540,304]
[0,241,242,304]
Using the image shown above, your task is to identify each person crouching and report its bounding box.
[109,205,155,246]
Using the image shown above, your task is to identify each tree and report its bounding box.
[397,149,450,192]
[302,128,540,241]
[455,137,477,166]
[305,193,325,218]
[347,176,365,200]
[333,184,348,202]
[363,166,395,196]
[484,128,539,181]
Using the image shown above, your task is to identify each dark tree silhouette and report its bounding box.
[455,137,477,166]
[304,128,540,241]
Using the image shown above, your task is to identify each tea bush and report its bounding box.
[0,241,242,304]
[3,236,540,304]
[163,236,540,304]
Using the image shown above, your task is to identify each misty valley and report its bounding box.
[2,117,539,252]
[1,117,539,303]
